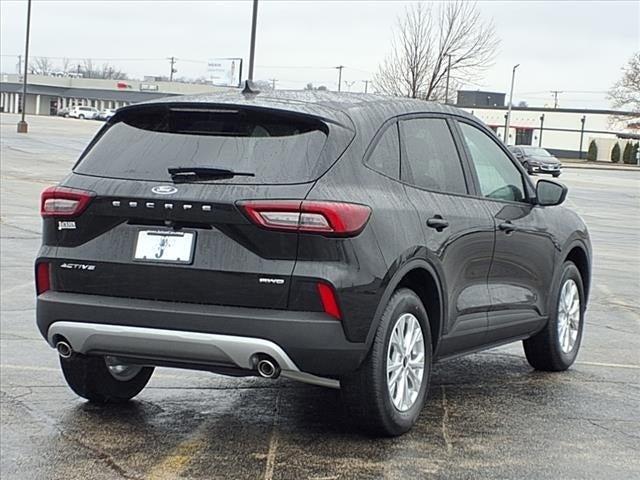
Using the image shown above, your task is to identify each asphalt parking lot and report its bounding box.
[1,113,639,480]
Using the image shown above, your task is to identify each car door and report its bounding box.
[398,115,495,356]
[455,120,557,342]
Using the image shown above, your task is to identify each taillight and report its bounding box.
[36,262,51,294]
[317,282,341,320]
[40,186,95,217]
[239,200,371,236]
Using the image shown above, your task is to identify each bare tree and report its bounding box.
[374,1,499,101]
[99,62,128,80]
[81,58,95,78]
[609,52,640,114]
[79,58,127,79]
[30,56,53,75]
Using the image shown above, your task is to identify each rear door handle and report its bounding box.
[426,216,449,232]
[499,221,517,234]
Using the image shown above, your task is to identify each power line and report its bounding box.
[1,54,166,62]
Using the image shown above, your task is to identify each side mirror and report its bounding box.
[536,179,567,206]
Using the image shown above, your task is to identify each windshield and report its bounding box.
[74,106,331,184]
[522,147,551,157]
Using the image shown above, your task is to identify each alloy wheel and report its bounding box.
[557,279,581,354]
[386,313,425,411]
[104,356,143,381]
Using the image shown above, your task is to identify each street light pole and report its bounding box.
[247,0,259,82]
[503,63,519,144]
[17,0,32,133]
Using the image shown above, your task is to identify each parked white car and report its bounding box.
[97,108,117,121]
[68,106,99,120]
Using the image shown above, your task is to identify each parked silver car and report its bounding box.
[97,108,116,121]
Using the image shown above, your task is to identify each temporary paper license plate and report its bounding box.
[134,230,195,264]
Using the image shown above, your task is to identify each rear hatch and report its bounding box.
[45,103,354,309]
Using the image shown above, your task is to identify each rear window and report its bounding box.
[74,106,331,184]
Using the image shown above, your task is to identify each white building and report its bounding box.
[0,74,230,116]
[457,91,638,161]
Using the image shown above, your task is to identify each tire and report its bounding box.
[78,114,85,119]
[523,261,585,371]
[341,288,432,436]
[60,353,154,403]
[552,172,561,178]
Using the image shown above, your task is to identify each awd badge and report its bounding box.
[58,221,76,230]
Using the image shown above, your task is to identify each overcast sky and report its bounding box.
[1,0,638,108]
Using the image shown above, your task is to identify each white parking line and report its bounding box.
[577,361,640,370]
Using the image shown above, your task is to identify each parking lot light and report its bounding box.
[504,63,520,144]
[17,0,32,134]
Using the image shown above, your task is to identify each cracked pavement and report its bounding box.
[1,114,639,479]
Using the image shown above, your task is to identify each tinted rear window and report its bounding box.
[74,106,330,184]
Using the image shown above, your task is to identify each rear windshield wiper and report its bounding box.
[168,167,255,183]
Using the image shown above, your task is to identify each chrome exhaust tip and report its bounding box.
[56,340,73,359]
[256,358,280,379]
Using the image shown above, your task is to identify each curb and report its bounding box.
[562,163,639,172]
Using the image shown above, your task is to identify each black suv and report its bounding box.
[36,91,591,436]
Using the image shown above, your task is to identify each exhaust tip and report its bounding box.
[56,340,73,359]
[257,358,280,379]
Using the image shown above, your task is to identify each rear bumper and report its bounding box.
[37,292,367,377]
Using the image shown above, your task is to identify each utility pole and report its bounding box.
[343,80,355,91]
[445,54,452,104]
[504,64,520,144]
[17,55,22,76]
[269,78,277,90]
[247,0,259,82]
[579,115,586,160]
[335,65,344,92]
[362,80,369,93]
[550,90,562,108]
[17,0,32,133]
[168,57,177,82]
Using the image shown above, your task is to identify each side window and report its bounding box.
[400,118,467,194]
[366,123,400,179]
[458,122,527,203]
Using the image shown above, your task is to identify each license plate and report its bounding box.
[134,230,195,264]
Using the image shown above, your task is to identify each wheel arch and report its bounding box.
[564,243,591,303]
[366,258,445,355]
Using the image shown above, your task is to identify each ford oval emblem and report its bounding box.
[151,185,178,195]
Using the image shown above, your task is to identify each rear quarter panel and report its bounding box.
[293,140,427,342]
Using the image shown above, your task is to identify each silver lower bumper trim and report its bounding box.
[47,321,339,389]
